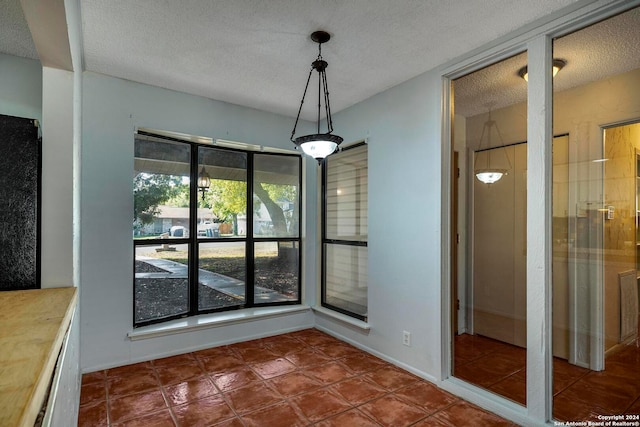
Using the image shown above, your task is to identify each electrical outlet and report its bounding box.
[402,330,411,346]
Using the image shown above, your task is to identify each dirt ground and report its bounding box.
[134,255,298,323]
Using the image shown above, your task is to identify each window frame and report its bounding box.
[321,141,368,321]
[133,131,302,327]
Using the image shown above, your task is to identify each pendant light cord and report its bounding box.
[290,66,314,142]
[290,41,335,141]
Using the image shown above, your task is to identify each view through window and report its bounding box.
[133,132,301,326]
[322,143,368,321]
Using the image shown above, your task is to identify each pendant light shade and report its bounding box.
[295,133,343,159]
[290,31,343,164]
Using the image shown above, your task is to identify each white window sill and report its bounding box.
[312,306,370,331]
[128,305,311,341]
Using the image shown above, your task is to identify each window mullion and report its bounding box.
[189,144,199,316]
[321,158,328,311]
[246,153,255,307]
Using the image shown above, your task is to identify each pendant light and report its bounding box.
[474,111,512,184]
[290,31,343,164]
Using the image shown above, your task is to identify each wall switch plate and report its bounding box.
[402,330,411,346]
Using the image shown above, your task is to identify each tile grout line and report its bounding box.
[151,361,180,427]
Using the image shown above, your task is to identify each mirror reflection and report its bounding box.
[451,7,640,420]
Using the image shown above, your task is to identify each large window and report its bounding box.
[322,143,368,321]
[133,132,301,327]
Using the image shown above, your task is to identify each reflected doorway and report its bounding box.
[451,51,529,406]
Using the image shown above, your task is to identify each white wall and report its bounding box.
[41,66,75,288]
[0,53,42,121]
[315,69,444,380]
[80,72,317,370]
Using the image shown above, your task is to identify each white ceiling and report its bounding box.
[454,6,640,117]
[2,1,638,121]
[0,0,39,59]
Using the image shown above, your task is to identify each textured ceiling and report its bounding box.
[0,0,39,60]
[3,0,638,122]
[454,7,640,117]
[78,0,580,121]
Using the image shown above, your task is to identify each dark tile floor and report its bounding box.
[79,329,515,426]
[453,333,640,422]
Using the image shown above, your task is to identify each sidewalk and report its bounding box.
[136,256,286,302]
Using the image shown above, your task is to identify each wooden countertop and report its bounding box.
[0,287,78,427]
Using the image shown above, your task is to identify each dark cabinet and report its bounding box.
[0,114,40,290]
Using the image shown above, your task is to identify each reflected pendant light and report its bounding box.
[474,111,511,184]
[290,31,343,164]
[475,170,505,184]
[197,166,210,200]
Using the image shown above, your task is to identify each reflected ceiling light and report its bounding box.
[290,31,343,164]
[475,171,505,184]
[197,166,210,200]
[474,111,512,184]
[518,59,566,81]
